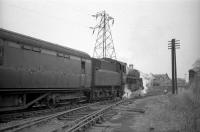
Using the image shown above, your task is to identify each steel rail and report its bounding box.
[65,99,125,132]
[0,102,100,132]
[63,94,161,132]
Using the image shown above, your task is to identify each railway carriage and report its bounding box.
[0,29,91,111]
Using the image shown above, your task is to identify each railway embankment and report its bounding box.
[89,89,200,132]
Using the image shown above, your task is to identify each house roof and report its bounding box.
[189,67,200,73]
[152,73,170,80]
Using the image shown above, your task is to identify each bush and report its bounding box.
[168,86,200,132]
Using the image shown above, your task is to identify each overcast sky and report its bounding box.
[1,0,200,79]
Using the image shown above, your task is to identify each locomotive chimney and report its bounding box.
[129,64,134,69]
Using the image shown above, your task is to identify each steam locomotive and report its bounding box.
[126,65,143,92]
[0,29,128,112]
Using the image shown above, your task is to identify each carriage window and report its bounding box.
[81,61,86,74]
[41,49,57,56]
[32,47,41,52]
[123,66,126,73]
[119,64,122,70]
[22,45,32,50]
[0,47,3,56]
[0,46,4,65]
[64,54,70,59]
[57,53,64,57]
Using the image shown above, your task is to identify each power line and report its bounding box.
[90,10,116,59]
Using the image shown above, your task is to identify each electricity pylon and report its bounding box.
[90,10,117,59]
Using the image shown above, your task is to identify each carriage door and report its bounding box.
[0,41,4,66]
[80,60,86,87]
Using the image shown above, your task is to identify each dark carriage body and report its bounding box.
[0,29,91,111]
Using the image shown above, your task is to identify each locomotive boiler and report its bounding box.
[126,64,143,92]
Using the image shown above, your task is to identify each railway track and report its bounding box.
[0,92,160,123]
[62,93,161,132]
[0,98,119,123]
[0,93,162,132]
[59,99,126,132]
[0,99,119,132]
[0,102,88,123]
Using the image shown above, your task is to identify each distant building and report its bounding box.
[189,67,200,95]
[177,78,187,87]
[148,73,187,94]
[189,59,200,97]
[146,73,171,94]
[150,73,186,87]
[189,67,200,84]
[151,73,170,87]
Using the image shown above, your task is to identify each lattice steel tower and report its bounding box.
[90,11,117,59]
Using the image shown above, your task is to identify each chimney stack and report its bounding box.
[129,64,134,69]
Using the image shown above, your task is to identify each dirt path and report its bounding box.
[88,95,185,132]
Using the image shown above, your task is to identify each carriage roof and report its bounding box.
[0,28,90,59]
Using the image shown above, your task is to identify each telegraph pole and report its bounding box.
[168,39,180,94]
[90,10,116,59]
